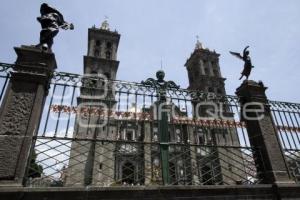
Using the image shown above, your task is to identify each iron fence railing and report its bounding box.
[269,100,300,183]
[0,62,299,186]
[26,138,260,187]
[0,63,12,105]
[24,69,260,187]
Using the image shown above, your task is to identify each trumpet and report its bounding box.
[60,22,74,30]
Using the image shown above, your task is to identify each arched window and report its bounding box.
[196,128,205,144]
[189,73,194,83]
[106,42,112,49]
[95,40,101,46]
[213,69,219,76]
[90,70,98,86]
[208,87,214,93]
[126,130,133,141]
[194,67,200,77]
[105,51,111,59]
[204,68,210,76]
[217,88,223,94]
[104,72,111,79]
[94,49,99,57]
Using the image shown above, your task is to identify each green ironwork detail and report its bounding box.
[142,70,180,185]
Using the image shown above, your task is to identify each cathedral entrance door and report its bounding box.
[122,162,135,184]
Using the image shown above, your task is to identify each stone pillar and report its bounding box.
[0,46,56,186]
[235,80,293,184]
[143,122,152,185]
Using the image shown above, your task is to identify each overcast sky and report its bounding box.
[0,0,299,102]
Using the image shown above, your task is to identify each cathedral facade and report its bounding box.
[64,20,246,186]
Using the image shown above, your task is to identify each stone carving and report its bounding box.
[0,84,36,136]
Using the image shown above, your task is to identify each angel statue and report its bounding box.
[230,46,254,80]
[36,3,74,51]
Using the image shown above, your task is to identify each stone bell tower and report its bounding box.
[184,39,245,184]
[185,39,226,95]
[84,19,120,79]
[80,19,121,108]
[66,20,121,187]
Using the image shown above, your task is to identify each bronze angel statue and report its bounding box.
[36,3,74,51]
[230,46,254,80]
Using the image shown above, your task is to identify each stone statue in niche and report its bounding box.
[36,3,74,51]
[230,46,255,80]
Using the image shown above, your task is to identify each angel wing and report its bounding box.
[229,51,243,60]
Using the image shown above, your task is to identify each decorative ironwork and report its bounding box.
[29,69,258,187]
[25,138,261,187]
[269,100,300,183]
[141,70,180,90]
[141,70,181,184]
[1,62,300,187]
[0,63,13,105]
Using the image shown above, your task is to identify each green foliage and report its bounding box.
[28,150,43,178]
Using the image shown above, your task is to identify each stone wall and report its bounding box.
[1,184,300,200]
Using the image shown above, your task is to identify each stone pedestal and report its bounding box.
[0,46,56,186]
[236,80,293,184]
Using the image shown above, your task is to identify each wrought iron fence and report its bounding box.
[0,63,12,105]
[22,68,262,187]
[27,139,259,187]
[269,100,300,183]
[1,62,299,187]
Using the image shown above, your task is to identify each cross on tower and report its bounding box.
[195,35,203,50]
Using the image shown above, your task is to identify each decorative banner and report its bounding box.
[50,104,300,131]
[277,125,300,132]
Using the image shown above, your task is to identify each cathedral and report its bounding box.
[64,20,246,186]
[1,2,300,199]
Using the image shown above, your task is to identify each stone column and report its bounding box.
[143,122,152,185]
[0,46,56,186]
[236,80,293,184]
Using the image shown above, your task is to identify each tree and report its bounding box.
[28,150,43,178]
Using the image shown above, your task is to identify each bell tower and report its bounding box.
[66,20,121,187]
[184,40,243,185]
[185,39,226,95]
[84,19,120,79]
